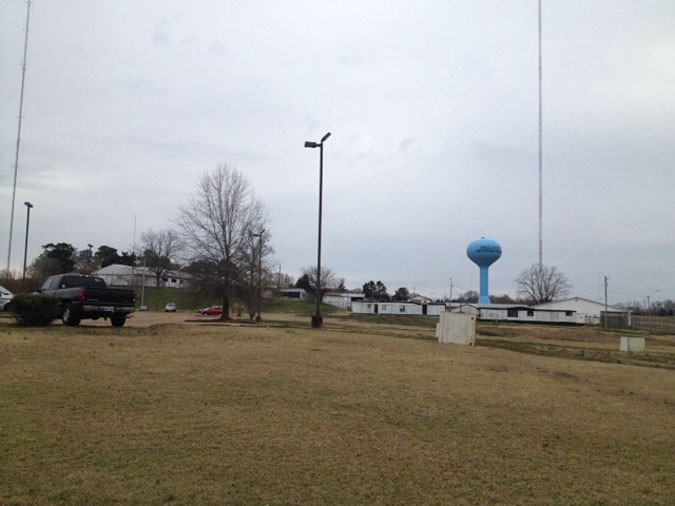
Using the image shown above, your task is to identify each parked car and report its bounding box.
[37,273,135,327]
[0,286,14,311]
[200,305,223,316]
[139,305,148,311]
[165,303,177,312]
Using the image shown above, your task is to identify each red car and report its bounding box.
[200,306,223,316]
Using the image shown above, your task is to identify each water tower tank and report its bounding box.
[467,237,502,304]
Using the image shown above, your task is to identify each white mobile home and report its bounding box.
[477,304,578,325]
[352,301,446,317]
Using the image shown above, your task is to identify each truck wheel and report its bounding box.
[62,304,81,326]
[110,314,126,328]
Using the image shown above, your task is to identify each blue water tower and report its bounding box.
[467,237,502,304]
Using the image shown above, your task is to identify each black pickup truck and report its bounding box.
[38,274,135,327]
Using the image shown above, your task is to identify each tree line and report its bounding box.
[0,165,285,321]
[2,161,587,316]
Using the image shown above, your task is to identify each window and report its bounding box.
[527,310,534,317]
[41,277,54,291]
[366,304,371,309]
[566,311,573,317]
[400,305,406,313]
[507,308,518,317]
[171,278,177,283]
[382,305,387,310]
[60,275,106,289]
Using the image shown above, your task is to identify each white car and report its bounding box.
[0,286,14,311]
[165,303,177,312]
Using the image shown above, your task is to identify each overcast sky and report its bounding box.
[1,0,674,304]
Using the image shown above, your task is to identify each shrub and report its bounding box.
[10,294,61,326]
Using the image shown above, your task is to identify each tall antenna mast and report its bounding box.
[6,0,33,274]
[538,0,543,267]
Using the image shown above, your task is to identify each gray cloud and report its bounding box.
[1,0,673,303]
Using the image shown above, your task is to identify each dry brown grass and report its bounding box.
[1,314,674,505]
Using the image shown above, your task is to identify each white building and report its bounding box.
[322,292,365,310]
[352,300,446,317]
[408,293,433,304]
[352,301,582,324]
[476,304,578,324]
[535,297,630,325]
[93,264,191,289]
[278,288,309,299]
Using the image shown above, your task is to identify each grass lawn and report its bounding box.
[1,316,674,505]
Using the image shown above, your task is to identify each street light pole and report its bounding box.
[305,132,331,329]
[22,201,33,290]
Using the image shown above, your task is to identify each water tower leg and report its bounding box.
[478,266,491,304]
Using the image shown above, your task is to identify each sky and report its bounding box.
[1,0,674,304]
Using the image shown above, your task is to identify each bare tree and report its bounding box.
[515,263,571,304]
[140,229,183,288]
[176,165,267,320]
[302,265,338,303]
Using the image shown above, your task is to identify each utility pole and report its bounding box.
[6,0,33,274]
[604,276,609,328]
[140,256,147,308]
[448,277,453,308]
[252,230,264,322]
[257,230,264,322]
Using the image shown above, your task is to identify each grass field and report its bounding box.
[1,314,674,505]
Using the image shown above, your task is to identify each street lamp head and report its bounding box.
[24,201,33,208]
[304,141,319,149]
[321,132,331,143]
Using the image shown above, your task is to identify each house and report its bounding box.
[93,264,191,289]
[535,297,631,325]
